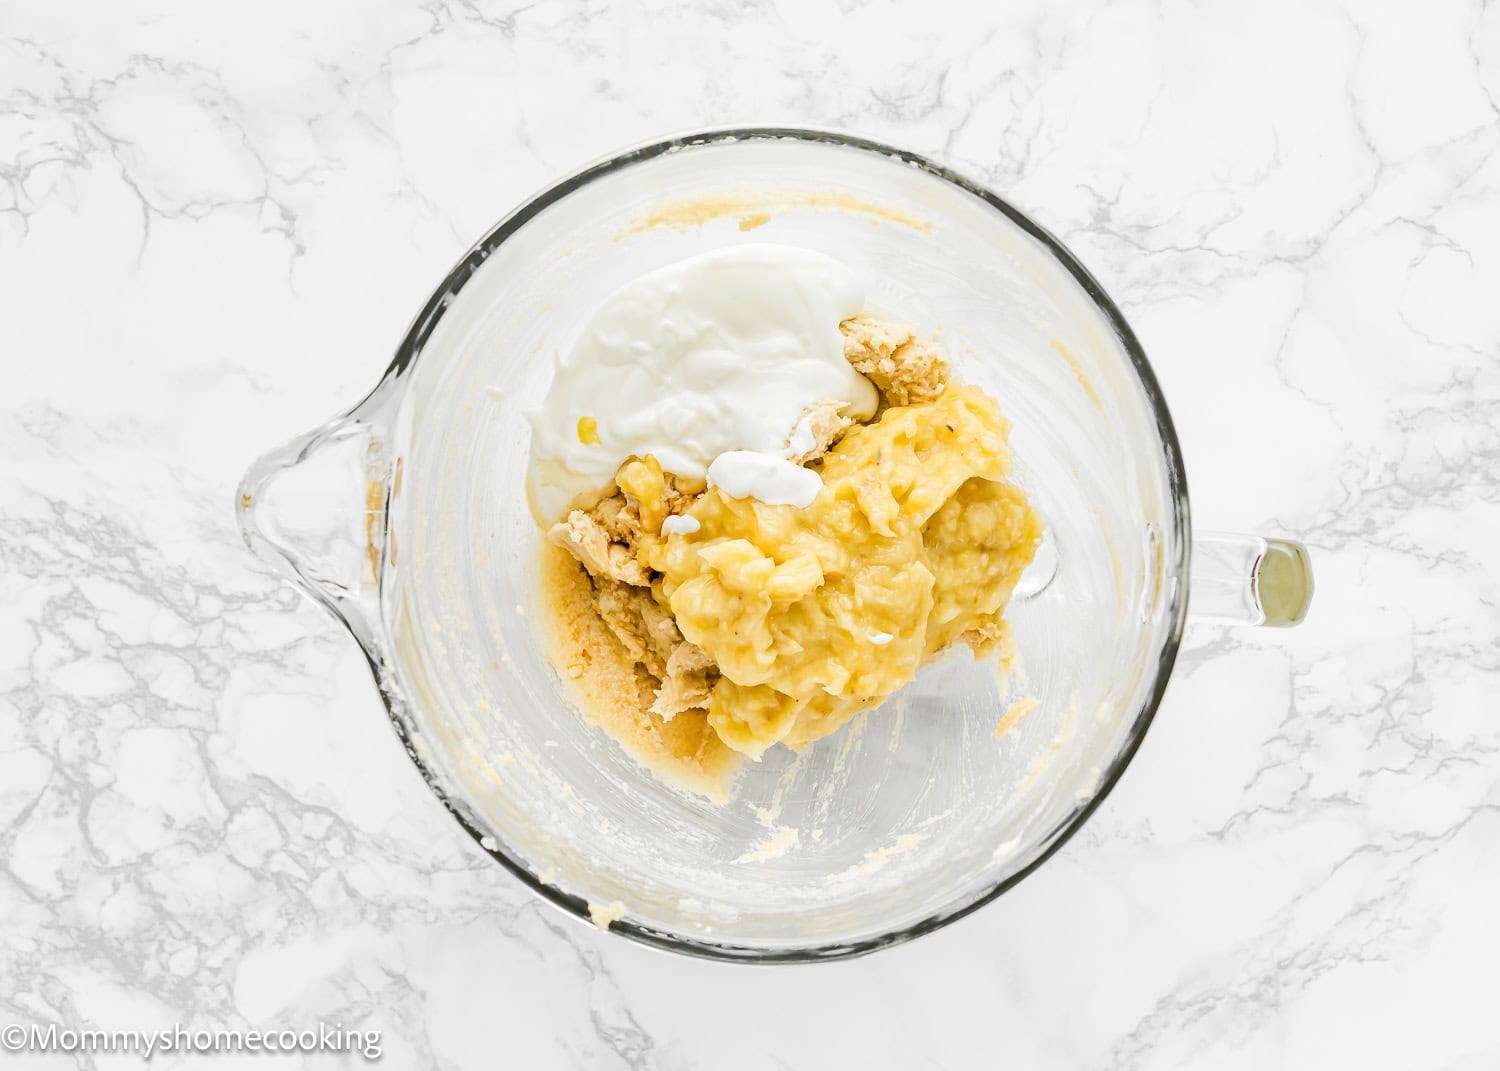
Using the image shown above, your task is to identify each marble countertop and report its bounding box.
[4,1,1497,1067]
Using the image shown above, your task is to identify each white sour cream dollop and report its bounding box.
[526,244,876,521]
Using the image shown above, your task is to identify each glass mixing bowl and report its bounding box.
[237,128,1313,961]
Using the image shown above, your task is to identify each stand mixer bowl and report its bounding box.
[237,127,1311,961]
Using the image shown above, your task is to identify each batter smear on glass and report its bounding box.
[526,245,1042,798]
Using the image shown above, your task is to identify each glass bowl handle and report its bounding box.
[235,394,396,643]
[1189,532,1314,627]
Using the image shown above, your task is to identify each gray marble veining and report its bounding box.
[3,1,1497,1067]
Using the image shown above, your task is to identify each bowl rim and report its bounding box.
[372,124,1191,963]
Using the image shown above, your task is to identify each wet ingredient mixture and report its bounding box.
[526,245,1042,797]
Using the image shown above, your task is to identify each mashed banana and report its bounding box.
[654,385,1041,756]
[537,316,1041,792]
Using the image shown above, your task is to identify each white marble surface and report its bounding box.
[3,1,1498,1067]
